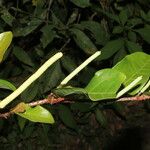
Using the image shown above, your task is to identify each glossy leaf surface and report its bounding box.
[85,69,126,101]
[0,79,16,91]
[0,31,13,62]
[17,105,55,124]
[113,52,150,94]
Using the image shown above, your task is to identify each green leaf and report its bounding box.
[126,41,143,53]
[70,0,90,8]
[113,52,150,94]
[1,10,14,26]
[91,5,120,23]
[13,18,42,37]
[40,25,56,48]
[95,109,107,128]
[21,81,40,102]
[17,116,27,131]
[13,46,34,67]
[53,87,87,97]
[40,61,62,93]
[0,31,13,62]
[85,69,126,101]
[17,105,54,124]
[80,21,109,45]
[0,79,16,91]
[70,28,97,55]
[113,48,127,65]
[61,56,77,73]
[98,39,124,61]
[127,18,142,28]
[128,31,137,42]
[119,9,128,25]
[58,104,77,130]
[136,25,150,44]
[113,26,123,34]
[71,102,91,113]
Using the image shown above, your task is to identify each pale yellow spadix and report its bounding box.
[0,52,63,108]
[0,31,13,62]
[60,51,101,86]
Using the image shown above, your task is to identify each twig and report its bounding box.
[117,95,150,102]
[1,94,150,119]
[0,94,66,119]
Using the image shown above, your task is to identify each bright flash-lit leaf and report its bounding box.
[113,52,150,94]
[0,79,16,91]
[17,105,55,124]
[85,69,126,101]
[0,31,13,62]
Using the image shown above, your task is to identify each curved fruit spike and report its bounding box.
[0,31,13,63]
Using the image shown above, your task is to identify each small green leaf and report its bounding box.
[40,61,62,93]
[95,109,107,128]
[54,87,87,97]
[136,25,150,44]
[126,41,143,53]
[70,0,90,8]
[13,18,42,37]
[128,31,137,42]
[40,25,56,48]
[113,48,127,65]
[70,28,97,55]
[71,102,91,113]
[81,21,109,45]
[98,39,124,61]
[13,46,34,67]
[119,9,128,25]
[91,5,120,23]
[21,81,40,102]
[1,10,14,26]
[58,104,77,129]
[17,116,27,131]
[85,69,126,101]
[0,31,13,62]
[0,79,16,91]
[113,26,123,34]
[17,105,55,124]
[61,56,77,73]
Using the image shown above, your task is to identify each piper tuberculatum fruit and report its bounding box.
[0,31,13,62]
[0,52,63,108]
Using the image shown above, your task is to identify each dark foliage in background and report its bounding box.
[0,0,149,149]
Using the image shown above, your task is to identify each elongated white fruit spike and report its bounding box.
[116,76,143,98]
[0,52,63,108]
[138,79,150,95]
[60,51,101,86]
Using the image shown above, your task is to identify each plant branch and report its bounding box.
[0,94,150,119]
[117,94,150,102]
